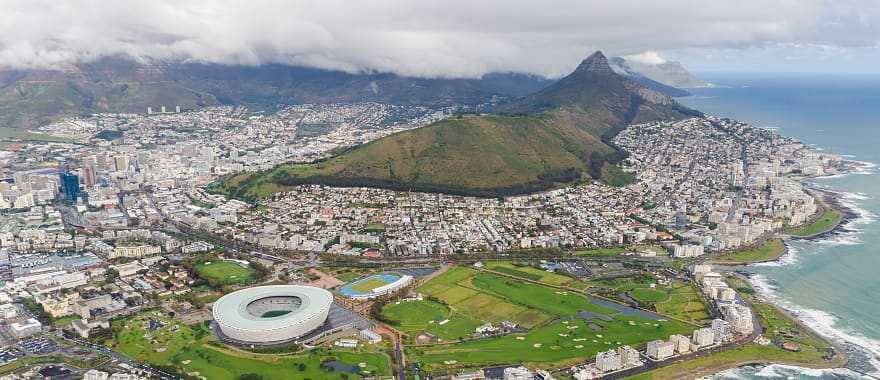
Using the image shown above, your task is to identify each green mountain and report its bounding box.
[213,51,700,199]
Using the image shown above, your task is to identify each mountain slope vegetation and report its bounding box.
[212,52,701,199]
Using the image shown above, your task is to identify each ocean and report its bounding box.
[678,73,880,380]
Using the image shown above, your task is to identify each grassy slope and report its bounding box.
[213,112,624,199]
[786,207,843,237]
[713,238,786,264]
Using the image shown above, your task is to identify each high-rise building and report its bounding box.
[114,155,130,172]
[669,334,692,354]
[618,345,643,368]
[147,107,152,115]
[692,327,714,347]
[82,165,97,188]
[59,172,80,202]
[596,349,622,372]
[646,340,675,360]
[711,319,733,343]
[175,105,181,113]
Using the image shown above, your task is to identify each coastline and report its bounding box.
[644,170,860,379]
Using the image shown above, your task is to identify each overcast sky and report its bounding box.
[1,0,878,77]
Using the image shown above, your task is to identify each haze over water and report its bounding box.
[680,73,880,379]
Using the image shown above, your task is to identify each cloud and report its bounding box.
[623,51,667,66]
[0,0,878,77]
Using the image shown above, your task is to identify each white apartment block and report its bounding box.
[596,349,622,372]
[692,327,714,347]
[110,244,161,259]
[646,340,675,360]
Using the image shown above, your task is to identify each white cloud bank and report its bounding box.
[0,0,878,77]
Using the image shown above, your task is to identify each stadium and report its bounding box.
[212,285,333,345]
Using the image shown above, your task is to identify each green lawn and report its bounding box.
[653,281,712,325]
[715,239,785,264]
[333,271,366,283]
[587,276,711,325]
[410,314,689,371]
[110,311,392,380]
[350,278,392,293]
[630,288,667,303]
[786,207,842,237]
[408,267,694,371]
[382,299,482,341]
[573,246,628,256]
[195,261,257,285]
[0,127,74,144]
[483,261,574,286]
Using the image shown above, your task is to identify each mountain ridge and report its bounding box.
[212,51,701,199]
[0,57,553,129]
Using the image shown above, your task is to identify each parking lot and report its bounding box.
[0,348,24,366]
[18,337,59,355]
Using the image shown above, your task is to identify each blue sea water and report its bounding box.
[679,73,880,379]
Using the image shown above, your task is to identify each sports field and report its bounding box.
[382,299,482,341]
[340,273,401,296]
[109,311,391,380]
[195,261,256,285]
[407,266,693,370]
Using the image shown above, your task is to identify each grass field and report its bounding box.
[415,267,551,329]
[786,207,843,237]
[653,281,712,325]
[195,261,256,285]
[382,299,483,341]
[715,239,785,264]
[109,311,392,380]
[350,278,392,293]
[588,276,711,325]
[573,246,628,257]
[334,271,366,283]
[407,266,693,370]
[483,261,573,286]
[0,127,74,144]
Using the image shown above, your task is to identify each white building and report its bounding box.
[721,304,754,335]
[10,318,41,338]
[692,327,714,347]
[110,244,161,259]
[646,340,675,360]
[0,303,17,319]
[671,243,704,258]
[503,366,534,380]
[84,370,109,380]
[359,329,382,344]
[712,319,733,343]
[669,334,692,354]
[618,345,643,368]
[596,349,622,372]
